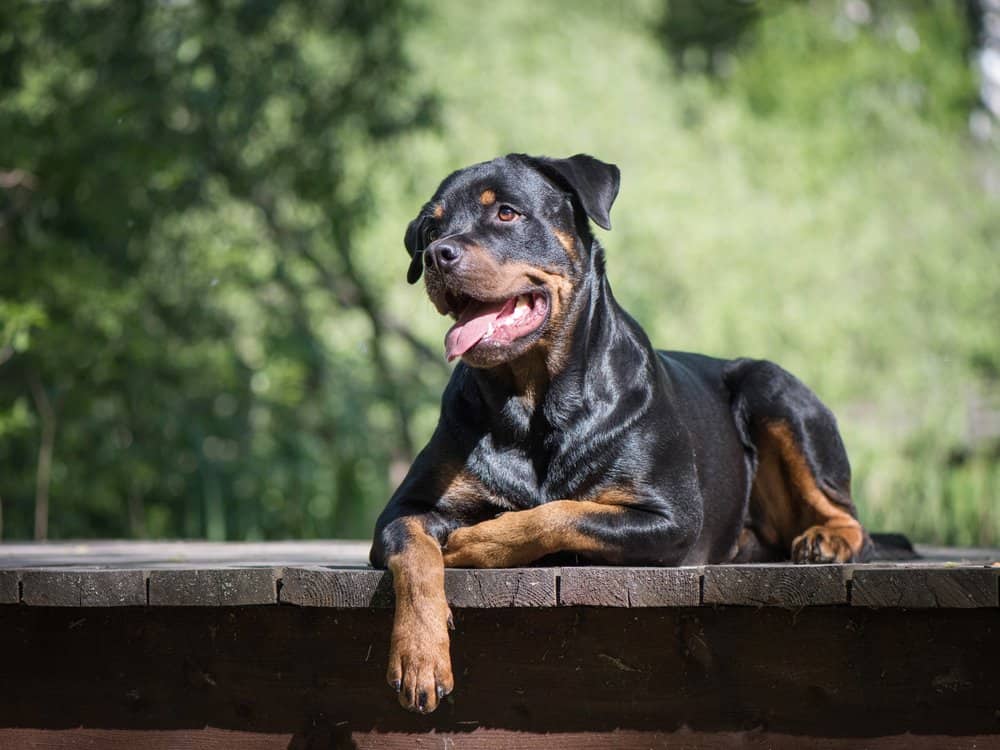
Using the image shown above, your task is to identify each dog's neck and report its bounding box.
[467,245,656,435]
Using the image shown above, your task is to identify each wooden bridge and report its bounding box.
[0,541,997,748]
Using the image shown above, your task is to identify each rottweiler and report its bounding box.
[370,153,870,713]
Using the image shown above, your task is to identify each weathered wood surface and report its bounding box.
[0,606,996,748]
[559,566,702,606]
[850,567,999,608]
[148,568,278,607]
[0,570,18,604]
[0,539,372,567]
[0,542,998,747]
[279,566,559,608]
[4,728,999,750]
[702,564,849,607]
[0,541,996,608]
[19,569,147,607]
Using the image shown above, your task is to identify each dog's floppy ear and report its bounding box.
[533,154,620,231]
[404,216,424,284]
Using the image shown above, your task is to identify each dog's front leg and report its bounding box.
[382,516,454,713]
[443,499,693,568]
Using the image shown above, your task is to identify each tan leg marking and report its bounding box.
[752,421,863,563]
[443,498,627,568]
[386,518,454,713]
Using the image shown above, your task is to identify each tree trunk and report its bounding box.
[27,372,56,541]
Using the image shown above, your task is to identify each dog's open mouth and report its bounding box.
[444,291,549,362]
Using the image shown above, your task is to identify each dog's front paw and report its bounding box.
[387,614,454,713]
[443,525,492,567]
[443,523,521,568]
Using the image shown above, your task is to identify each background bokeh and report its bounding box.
[1,0,997,546]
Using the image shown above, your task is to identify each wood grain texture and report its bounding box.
[2,728,996,749]
[851,567,999,608]
[0,607,996,740]
[346,731,1000,750]
[148,568,277,606]
[445,568,557,607]
[559,566,701,606]
[280,566,391,607]
[2,541,999,610]
[703,565,848,607]
[0,571,18,604]
[0,540,372,567]
[0,728,292,749]
[280,568,558,608]
[1,540,995,569]
[5,565,1000,608]
[19,569,146,606]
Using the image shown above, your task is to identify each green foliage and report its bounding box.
[372,0,1000,546]
[0,0,437,540]
[0,0,996,546]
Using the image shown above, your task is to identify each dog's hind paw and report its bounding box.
[792,523,863,563]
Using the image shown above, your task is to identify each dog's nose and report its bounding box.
[425,241,462,272]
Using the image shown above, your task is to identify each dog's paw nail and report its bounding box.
[391,679,401,693]
[417,690,429,711]
[436,684,446,700]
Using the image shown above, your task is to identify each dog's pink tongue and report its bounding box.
[444,298,513,362]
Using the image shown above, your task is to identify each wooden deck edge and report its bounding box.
[2,727,997,750]
[2,607,997,741]
[0,563,996,609]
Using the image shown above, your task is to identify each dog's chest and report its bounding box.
[464,430,587,510]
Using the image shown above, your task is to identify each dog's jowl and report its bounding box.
[369,153,869,713]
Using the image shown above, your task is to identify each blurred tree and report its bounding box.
[0,0,437,539]
[657,0,760,76]
[645,0,998,545]
[0,0,995,547]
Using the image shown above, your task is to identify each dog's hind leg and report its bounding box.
[725,359,869,563]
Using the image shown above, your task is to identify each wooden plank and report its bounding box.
[2,543,999,611]
[703,565,848,607]
[19,569,146,606]
[0,728,993,750]
[851,567,999,608]
[913,545,999,563]
[445,568,557,607]
[281,568,558,608]
[0,728,292,749]
[0,571,18,604]
[280,567,390,607]
[558,566,700,606]
[0,540,996,570]
[147,568,277,606]
[0,607,996,738]
[346,731,1000,749]
[0,540,372,567]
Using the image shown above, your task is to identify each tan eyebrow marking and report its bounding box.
[479,189,496,206]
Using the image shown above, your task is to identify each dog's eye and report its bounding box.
[425,227,440,243]
[497,205,518,222]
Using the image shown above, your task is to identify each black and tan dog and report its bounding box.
[370,153,870,713]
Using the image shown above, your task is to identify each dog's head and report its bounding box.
[404,153,620,368]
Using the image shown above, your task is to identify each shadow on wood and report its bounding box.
[0,605,997,748]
